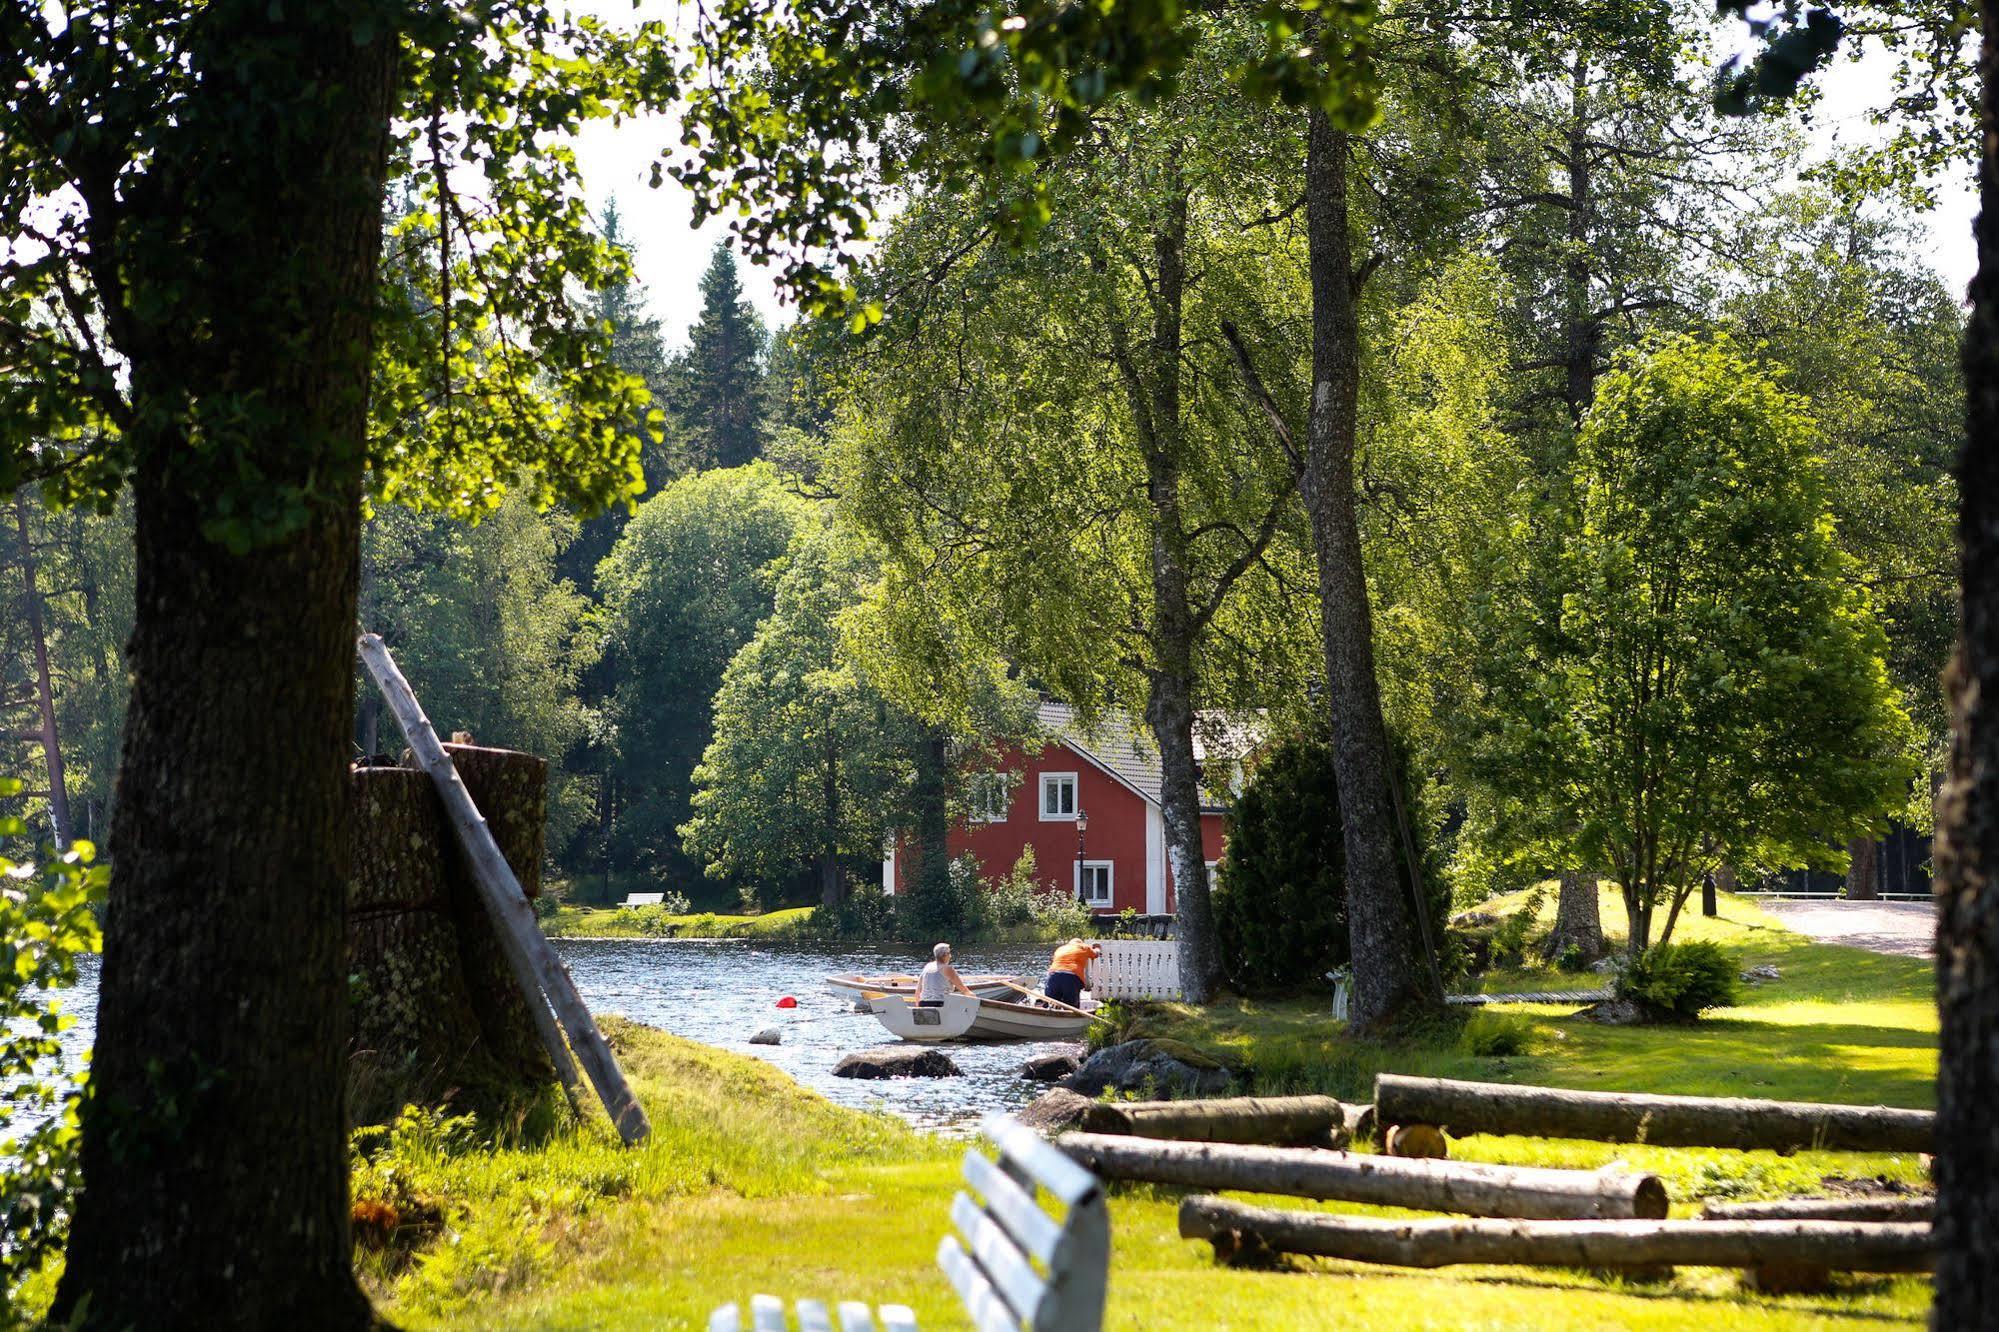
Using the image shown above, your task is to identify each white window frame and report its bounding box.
[1076,859,1114,907]
[1205,860,1220,887]
[967,771,1012,824]
[1039,771,1079,821]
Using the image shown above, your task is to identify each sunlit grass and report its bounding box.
[541,905,819,939]
[376,891,1938,1330]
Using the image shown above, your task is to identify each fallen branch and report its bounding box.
[1079,1095,1354,1148]
[1374,1074,1933,1154]
[1178,1196,1934,1273]
[1058,1133,1666,1220]
[1700,1197,1932,1223]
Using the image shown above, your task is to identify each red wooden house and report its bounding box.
[881,702,1255,915]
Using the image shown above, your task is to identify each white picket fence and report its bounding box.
[1088,940,1183,1001]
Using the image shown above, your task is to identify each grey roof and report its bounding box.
[1035,700,1259,812]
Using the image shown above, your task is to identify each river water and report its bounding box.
[15,938,1074,1138]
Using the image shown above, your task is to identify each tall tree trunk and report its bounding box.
[1303,112,1428,1028]
[1933,0,1999,1314]
[1560,53,1598,425]
[1844,835,1880,900]
[12,493,71,846]
[53,6,396,1324]
[1540,870,1604,965]
[1107,186,1222,1000]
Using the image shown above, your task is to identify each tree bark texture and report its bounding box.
[1058,1133,1667,1221]
[1541,870,1605,964]
[1845,835,1881,901]
[1700,1198,1932,1223]
[1934,0,1999,1316]
[1178,1198,1934,1274]
[1078,1095,1354,1149]
[1304,112,1427,1027]
[1374,1074,1934,1154]
[53,6,397,1324]
[12,492,72,846]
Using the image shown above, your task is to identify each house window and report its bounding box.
[967,771,1011,823]
[1039,772,1078,821]
[1205,860,1220,887]
[1078,860,1113,907]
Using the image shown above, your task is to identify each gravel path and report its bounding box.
[1761,899,1936,958]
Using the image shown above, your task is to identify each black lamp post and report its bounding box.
[1074,807,1089,907]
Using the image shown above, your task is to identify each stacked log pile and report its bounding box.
[346,744,556,1127]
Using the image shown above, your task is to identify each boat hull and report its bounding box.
[826,972,1023,1004]
[867,993,1093,1043]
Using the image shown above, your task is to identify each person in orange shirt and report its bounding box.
[1042,937,1101,1008]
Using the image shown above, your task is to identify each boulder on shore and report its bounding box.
[834,1046,961,1079]
[1018,1049,1082,1082]
[1017,1088,1097,1133]
[748,1027,781,1046]
[1059,1038,1235,1099]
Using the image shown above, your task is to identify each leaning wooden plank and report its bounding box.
[1701,1197,1933,1223]
[1374,1073,1933,1154]
[1178,1197,1936,1272]
[796,1300,833,1332]
[835,1302,879,1332]
[877,1308,919,1332]
[1079,1094,1352,1148]
[359,633,650,1145]
[707,1305,740,1332]
[750,1295,786,1332]
[1058,1132,1666,1220]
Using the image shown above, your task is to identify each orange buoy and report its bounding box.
[775,995,799,1009]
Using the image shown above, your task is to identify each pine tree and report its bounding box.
[673,242,769,469]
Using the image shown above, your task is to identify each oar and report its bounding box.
[993,977,1106,1023]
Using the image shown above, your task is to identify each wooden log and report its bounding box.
[1057,1133,1667,1220]
[1178,1196,1935,1273]
[1079,1095,1352,1149]
[360,633,648,1145]
[1375,1073,1934,1154]
[1385,1123,1447,1159]
[1341,1101,1376,1142]
[1701,1197,1933,1223]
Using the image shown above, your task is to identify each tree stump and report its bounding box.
[345,745,557,1129]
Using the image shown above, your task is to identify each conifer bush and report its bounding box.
[1213,738,1348,993]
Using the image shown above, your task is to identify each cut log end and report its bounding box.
[1385,1123,1449,1159]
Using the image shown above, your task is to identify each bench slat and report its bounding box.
[963,1149,1064,1265]
[798,1299,834,1332]
[950,1192,1047,1325]
[879,1306,919,1332]
[708,1304,742,1332]
[938,1235,1027,1332]
[751,1294,787,1331]
[984,1114,1101,1208]
[835,1302,879,1332]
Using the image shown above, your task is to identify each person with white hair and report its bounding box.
[916,942,975,1007]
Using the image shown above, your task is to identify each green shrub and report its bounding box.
[1616,940,1740,1019]
[1556,942,1589,973]
[1213,737,1348,992]
[1459,1009,1532,1058]
[1490,886,1546,968]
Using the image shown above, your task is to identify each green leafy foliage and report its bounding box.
[1458,1010,1533,1058]
[1616,941,1741,1020]
[597,465,816,877]
[1213,738,1348,993]
[1459,335,1916,957]
[0,780,105,1307]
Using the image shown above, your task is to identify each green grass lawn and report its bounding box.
[365,889,1936,1330]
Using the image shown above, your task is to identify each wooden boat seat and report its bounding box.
[707,1115,1110,1332]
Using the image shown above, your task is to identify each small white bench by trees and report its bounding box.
[707,1115,1110,1332]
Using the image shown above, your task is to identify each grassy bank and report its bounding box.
[541,904,820,939]
[541,902,1079,944]
[365,892,1935,1329]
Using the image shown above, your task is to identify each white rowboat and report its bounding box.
[825,971,1024,1005]
[868,993,1096,1043]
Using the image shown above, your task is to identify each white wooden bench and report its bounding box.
[708,1114,1109,1332]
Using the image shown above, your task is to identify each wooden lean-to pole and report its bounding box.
[359,633,650,1145]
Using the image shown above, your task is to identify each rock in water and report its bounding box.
[1019,1049,1082,1082]
[1017,1088,1097,1133]
[748,1027,781,1046]
[834,1047,962,1079]
[1060,1038,1235,1099]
